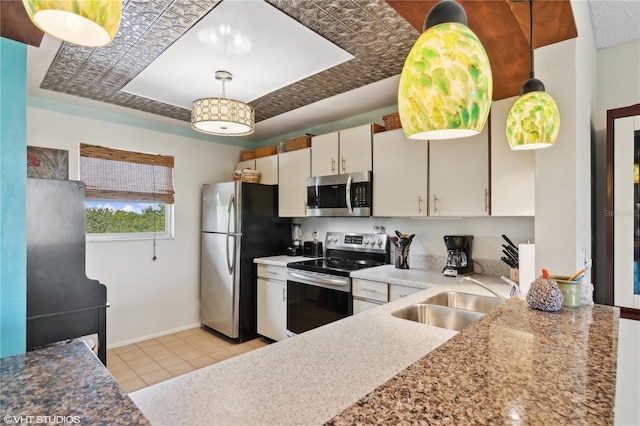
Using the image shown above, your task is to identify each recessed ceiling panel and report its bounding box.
[122,0,354,109]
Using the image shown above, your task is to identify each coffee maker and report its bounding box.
[287,223,303,256]
[443,235,474,276]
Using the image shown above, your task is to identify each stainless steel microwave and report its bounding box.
[306,171,372,217]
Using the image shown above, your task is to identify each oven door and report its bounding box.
[286,269,352,335]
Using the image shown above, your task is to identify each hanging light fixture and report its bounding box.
[21,0,122,47]
[398,0,493,140]
[506,0,560,150]
[191,71,255,137]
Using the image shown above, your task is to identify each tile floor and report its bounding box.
[107,327,270,393]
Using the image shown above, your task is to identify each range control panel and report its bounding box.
[325,232,389,253]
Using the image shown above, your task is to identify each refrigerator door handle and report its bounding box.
[226,193,236,274]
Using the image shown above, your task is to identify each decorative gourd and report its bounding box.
[526,269,564,312]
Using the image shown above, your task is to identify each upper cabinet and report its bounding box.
[236,156,278,185]
[235,159,256,170]
[311,124,383,177]
[490,97,535,216]
[278,148,311,217]
[373,129,428,217]
[429,125,489,216]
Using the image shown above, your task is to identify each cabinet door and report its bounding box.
[429,125,489,216]
[311,132,339,176]
[278,148,311,217]
[255,155,278,185]
[339,124,373,174]
[353,298,382,314]
[373,129,428,217]
[389,284,423,301]
[257,278,287,341]
[235,159,256,170]
[490,97,535,216]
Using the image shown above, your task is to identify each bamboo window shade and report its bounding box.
[80,144,175,204]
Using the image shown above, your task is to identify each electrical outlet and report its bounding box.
[582,248,592,269]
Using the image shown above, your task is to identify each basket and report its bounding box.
[383,112,402,130]
[240,150,255,161]
[254,146,277,158]
[233,168,261,183]
[285,134,312,152]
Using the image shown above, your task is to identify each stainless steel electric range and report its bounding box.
[286,231,390,335]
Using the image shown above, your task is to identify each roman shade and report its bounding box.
[80,144,175,204]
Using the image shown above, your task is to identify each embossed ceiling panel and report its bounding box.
[39,0,417,128]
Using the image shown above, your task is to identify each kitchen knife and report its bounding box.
[503,249,518,265]
[502,234,518,251]
[502,244,519,260]
[501,256,516,268]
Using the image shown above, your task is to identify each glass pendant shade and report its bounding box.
[398,20,493,140]
[22,0,122,47]
[506,88,560,150]
[191,98,255,136]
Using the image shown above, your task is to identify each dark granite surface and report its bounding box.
[0,340,149,425]
[327,298,620,425]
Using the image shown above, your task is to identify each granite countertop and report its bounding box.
[130,268,619,426]
[0,340,149,425]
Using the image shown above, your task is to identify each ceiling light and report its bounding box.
[398,0,493,140]
[191,71,255,137]
[22,0,122,47]
[506,0,560,150]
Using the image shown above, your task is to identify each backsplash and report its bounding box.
[408,254,510,277]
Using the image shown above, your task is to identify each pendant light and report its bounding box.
[22,0,122,47]
[506,0,560,150]
[191,71,255,137]
[398,0,493,140]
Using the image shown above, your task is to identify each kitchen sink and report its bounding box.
[421,291,503,314]
[391,303,484,331]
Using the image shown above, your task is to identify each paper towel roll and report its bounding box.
[518,244,535,294]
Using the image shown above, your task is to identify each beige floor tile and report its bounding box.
[161,338,189,350]
[181,334,203,344]
[166,361,196,377]
[132,361,163,376]
[174,329,195,338]
[246,339,270,349]
[125,355,155,370]
[155,334,179,343]
[157,355,184,369]
[188,355,216,369]
[107,352,124,366]
[119,376,147,394]
[179,349,205,361]
[112,368,139,383]
[119,348,147,362]
[140,369,173,386]
[169,343,198,355]
[135,338,160,349]
[148,348,176,361]
[210,349,236,362]
[113,344,139,355]
[227,344,254,355]
[191,342,223,354]
[140,343,168,355]
[108,361,133,374]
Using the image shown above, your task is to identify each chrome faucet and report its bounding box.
[457,276,520,301]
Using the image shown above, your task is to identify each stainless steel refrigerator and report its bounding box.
[200,181,291,341]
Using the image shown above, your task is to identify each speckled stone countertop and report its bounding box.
[131,268,619,426]
[0,340,149,425]
[253,255,313,267]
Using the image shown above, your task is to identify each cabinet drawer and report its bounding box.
[353,298,383,314]
[389,284,423,301]
[257,264,287,281]
[352,278,388,302]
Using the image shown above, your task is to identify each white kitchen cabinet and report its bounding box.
[389,284,423,301]
[311,124,382,177]
[257,264,288,341]
[352,278,388,314]
[373,129,428,217]
[235,159,256,170]
[278,148,311,217]
[255,155,278,185]
[429,124,489,216]
[490,97,535,216]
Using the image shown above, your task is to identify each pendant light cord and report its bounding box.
[529,0,535,79]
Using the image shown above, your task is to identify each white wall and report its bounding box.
[26,107,243,347]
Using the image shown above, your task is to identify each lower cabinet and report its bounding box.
[257,264,288,341]
[352,278,425,314]
[389,283,423,301]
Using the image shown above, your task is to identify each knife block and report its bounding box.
[510,267,519,284]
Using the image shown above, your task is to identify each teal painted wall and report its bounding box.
[0,38,27,358]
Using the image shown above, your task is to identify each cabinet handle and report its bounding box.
[361,288,376,293]
[331,158,336,174]
[267,271,278,276]
[341,157,346,173]
[283,287,287,302]
[418,196,424,214]
[484,188,489,213]
[433,195,439,214]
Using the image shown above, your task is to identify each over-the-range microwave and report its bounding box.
[306,171,372,217]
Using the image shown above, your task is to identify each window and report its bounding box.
[80,144,175,240]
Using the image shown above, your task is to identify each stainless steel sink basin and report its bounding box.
[391,304,484,331]
[421,291,503,314]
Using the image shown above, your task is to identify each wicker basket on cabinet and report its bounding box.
[233,168,261,183]
[383,112,402,130]
[254,146,277,158]
[240,150,255,161]
[284,134,312,152]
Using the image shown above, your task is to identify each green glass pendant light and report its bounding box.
[506,0,560,150]
[22,0,122,47]
[398,0,493,140]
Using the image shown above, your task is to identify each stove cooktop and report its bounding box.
[287,256,386,277]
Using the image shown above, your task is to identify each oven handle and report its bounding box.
[346,173,353,215]
[287,271,349,287]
